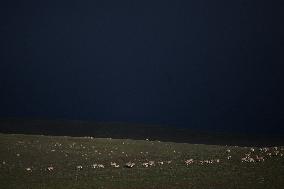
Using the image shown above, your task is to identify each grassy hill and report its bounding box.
[0,133,284,189]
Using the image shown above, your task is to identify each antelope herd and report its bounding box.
[1,139,283,173]
[16,146,283,173]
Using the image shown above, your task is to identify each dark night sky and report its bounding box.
[1,1,284,133]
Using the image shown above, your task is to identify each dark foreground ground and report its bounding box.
[0,118,283,146]
[0,133,284,189]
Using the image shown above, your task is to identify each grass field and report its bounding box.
[0,133,284,189]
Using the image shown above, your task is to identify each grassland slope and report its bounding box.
[0,133,284,189]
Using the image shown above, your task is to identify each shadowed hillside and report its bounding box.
[0,118,283,146]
